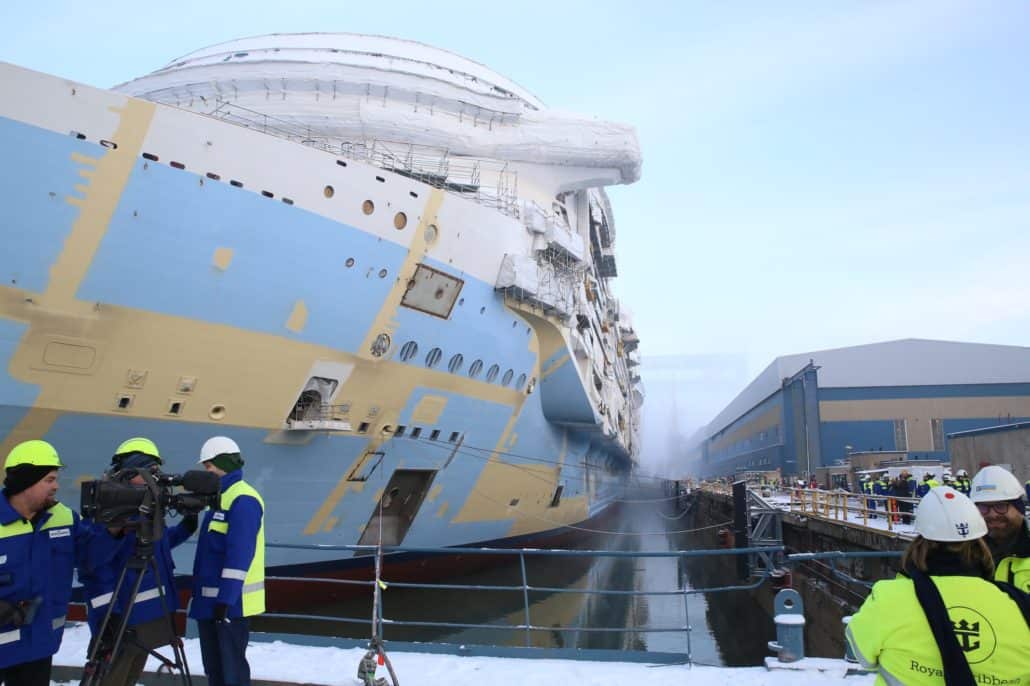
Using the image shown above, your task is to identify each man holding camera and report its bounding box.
[83,437,198,686]
[190,436,265,686]
[0,440,91,686]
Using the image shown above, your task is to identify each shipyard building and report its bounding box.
[684,339,1030,479]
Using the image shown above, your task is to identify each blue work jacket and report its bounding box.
[81,518,194,633]
[189,471,264,621]
[0,491,90,668]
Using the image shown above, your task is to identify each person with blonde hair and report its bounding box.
[846,486,1030,685]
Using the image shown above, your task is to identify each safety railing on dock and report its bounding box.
[255,541,903,665]
[784,488,919,534]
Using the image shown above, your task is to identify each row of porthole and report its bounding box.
[135,150,413,228]
[397,341,528,389]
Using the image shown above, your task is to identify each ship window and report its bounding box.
[261,190,274,198]
[363,200,375,215]
[394,212,407,230]
[142,152,158,161]
[100,139,118,149]
[167,400,183,415]
[399,341,419,362]
[549,485,564,508]
[409,191,419,198]
[71,131,87,140]
[509,498,519,507]
[468,359,484,378]
[230,180,243,188]
[486,364,500,383]
[282,197,294,205]
[375,175,386,183]
[410,427,422,439]
[515,373,527,390]
[170,161,185,170]
[501,369,514,386]
[358,422,370,434]
[206,172,220,180]
[116,394,134,410]
[394,425,406,436]
[425,347,443,368]
[430,429,440,441]
[324,185,335,198]
[448,354,464,374]
[448,431,460,443]
[337,159,348,167]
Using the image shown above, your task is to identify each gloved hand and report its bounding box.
[0,599,26,627]
[213,603,229,623]
[181,512,199,535]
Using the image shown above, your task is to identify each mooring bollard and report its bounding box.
[767,588,805,662]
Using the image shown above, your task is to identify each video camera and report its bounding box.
[81,469,220,540]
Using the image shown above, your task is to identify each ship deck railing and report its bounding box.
[203,100,521,217]
[253,542,902,665]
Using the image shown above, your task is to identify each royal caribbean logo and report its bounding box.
[947,606,996,664]
[955,522,970,537]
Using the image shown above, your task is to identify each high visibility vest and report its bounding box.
[0,501,77,668]
[209,480,266,616]
[846,574,1030,685]
[995,555,1030,594]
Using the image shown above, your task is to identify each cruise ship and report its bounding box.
[0,33,643,579]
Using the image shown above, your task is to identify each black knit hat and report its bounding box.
[4,464,56,496]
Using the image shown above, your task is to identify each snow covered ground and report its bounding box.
[766,493,917,537]
[52,623,875,686]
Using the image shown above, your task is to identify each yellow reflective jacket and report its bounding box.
[994,525,1030,593]
[846,574,1030,685]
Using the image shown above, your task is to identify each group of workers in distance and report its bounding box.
[860,468,977,523]
[0,435,264,686]
[848,464,1030,684]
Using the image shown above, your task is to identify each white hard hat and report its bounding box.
[914,486,987,542]
[970,465,1024,503]
[199,436,241,463]
[956,469,968,477]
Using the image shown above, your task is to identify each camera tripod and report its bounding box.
[82,474,194,686]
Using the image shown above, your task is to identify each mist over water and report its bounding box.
[636,354,750,478]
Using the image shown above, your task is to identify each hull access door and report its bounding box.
[357,469,437,551]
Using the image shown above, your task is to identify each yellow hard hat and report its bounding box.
[5,440,64,470]
[114,437,162,462]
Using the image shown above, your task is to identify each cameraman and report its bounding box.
[0,440,92,686]
[84,437,198,686]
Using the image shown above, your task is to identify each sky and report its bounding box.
[3,1,1029,459]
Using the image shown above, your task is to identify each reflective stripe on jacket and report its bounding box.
[845,574,1030,685]
[189,471,265,620]
[0,493,89,668]
[81,519,194,632]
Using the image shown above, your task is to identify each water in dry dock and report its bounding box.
[256,491,775,666]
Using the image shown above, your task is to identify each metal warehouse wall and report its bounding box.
[949,425,1030,485]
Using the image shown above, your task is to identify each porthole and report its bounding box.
[479,307,486,315]
[363,199,375,215]
[425,224,438,244]
[324,185,335,198]
[370,333,391,358]
[209,404,226,420]
[345,257,355,268]
[486,364,500,383]
[378,269,388,279]
[394,212,408,230]
[501,369,514,387]
[399,341,419,362]
[468,359,484,379]
[425,347,443,368]
[515,373,527,390]
[448,353,464,374]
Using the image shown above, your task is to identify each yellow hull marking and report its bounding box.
[212,247,234,271]
[285,300,308,333]
[411,395,447,425]
[357,189,445,360]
